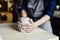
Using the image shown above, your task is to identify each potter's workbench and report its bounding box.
[0,23,59,40]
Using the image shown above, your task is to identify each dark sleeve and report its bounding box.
[13,0,19,14]
[44,0,56,18]
[21,0,28,11]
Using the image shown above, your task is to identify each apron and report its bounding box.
[27,0,44,19]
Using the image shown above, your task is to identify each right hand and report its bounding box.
[17,18,33,33]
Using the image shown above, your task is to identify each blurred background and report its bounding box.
[0,0,60,38]
[0,0,22,23]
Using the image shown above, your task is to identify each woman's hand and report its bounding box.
[22,22,38,33]
[21,24,33,33]
[17,17,35,33]
[17,21,38,33]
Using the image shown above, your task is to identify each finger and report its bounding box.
[17,21,22,26]
[21,25,27,30]
[17,21,21,25]
[21,24,33,33]
[25,28,33,33]
[25,25,33,32]
[17,25,22,28]
[27,26,32,29]
[27,24,33,28]
[26,28,33,31]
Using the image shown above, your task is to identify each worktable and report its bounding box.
[0,23,59,40]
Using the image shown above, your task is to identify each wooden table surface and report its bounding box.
[0,23,59,40]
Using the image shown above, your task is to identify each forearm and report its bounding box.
[21,10,27,17]
[21,0,27,17]
[34,15,50,27]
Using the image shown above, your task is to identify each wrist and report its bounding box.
[33,21,40,27]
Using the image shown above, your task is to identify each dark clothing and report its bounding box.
[21,0,56,18]
[12,0,56,22]
[43,0,56,18]
[12,0,19,22]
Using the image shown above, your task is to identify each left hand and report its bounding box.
[22,24,33,33]
[17,21,38,33]
[22,22,38,33]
